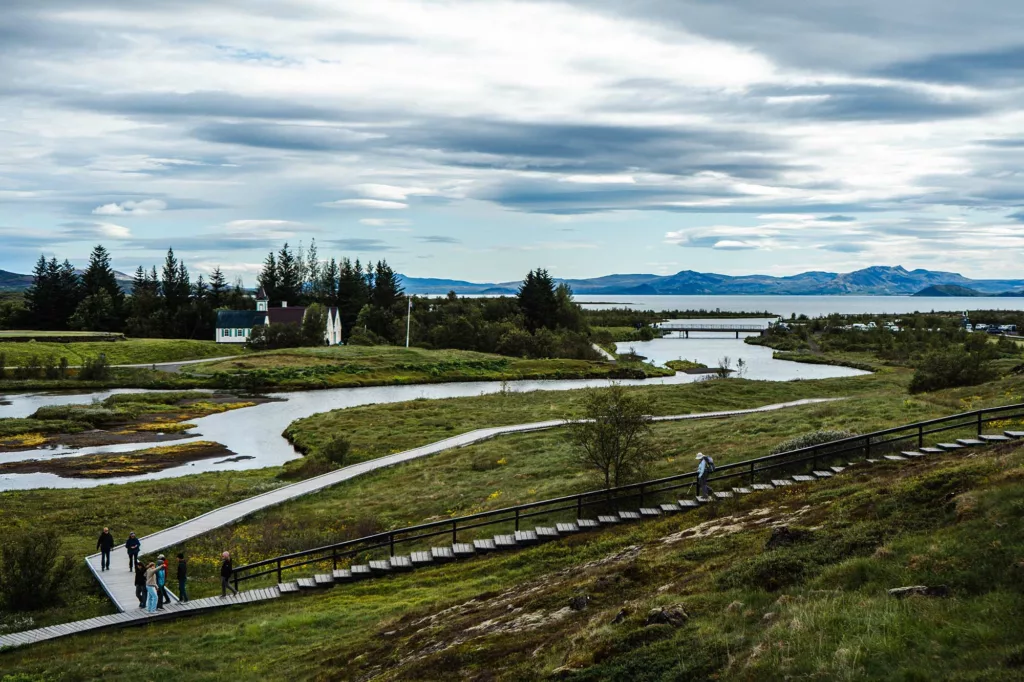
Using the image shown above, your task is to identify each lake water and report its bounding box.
[577,294,1024,317]
[0,337,866,491]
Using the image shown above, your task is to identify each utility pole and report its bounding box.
[405,296,412,348]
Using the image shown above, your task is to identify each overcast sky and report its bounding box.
[2,0,1023,283]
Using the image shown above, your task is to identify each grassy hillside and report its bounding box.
[186,345,670,390]
[1,429,1022,680]
[0,338,240,365]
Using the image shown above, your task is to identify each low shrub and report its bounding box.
[770,429,858,455]
[0,530,75,612]
[319,435,351,466]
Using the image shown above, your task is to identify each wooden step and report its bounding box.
[791,475,817,482]
[659,503,682,513]
[431,546,456,562]
[410,551,433,566]
[865,458,881,463]
[883,454,906,461]
[332,569,352,582]
[452,543,476,558]
[296,578,318,590]
[513,530,539,545]
[957,438,984,446]
[695,496,712,504]
[919,447,945,454]
[313,573,335,586]
[639,507,662,517]
[350,565,372,580]
[535,527,560,541]
[980,434,1011,442]
[812,471,833,478]
[368,560,392,574]
[732,487,752,495]
[473,538,497,553]
[829,466,845,473]
[618,511,642,522]
[576,519,600,529]
[1004,431,1024,439]
[936,443,963,450]
[555,522,581,534]
[597,515,621,524]
[901,451,926,458]
[676,499,701,509]
[493,534,517,549]
[278,582,300,594]
[712,491,734,499]
[390,555,413,571]
[750,483,774,491]
[771,479,794,486]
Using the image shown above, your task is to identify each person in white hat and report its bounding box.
[695,453,715,498]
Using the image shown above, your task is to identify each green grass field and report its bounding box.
[0,338,242,365]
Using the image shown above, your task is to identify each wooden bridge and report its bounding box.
[657,322,771,338]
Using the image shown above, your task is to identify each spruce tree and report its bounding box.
[24,255,54,329]
[337,257,370,341]
[209,266,227,308]
[258,252,279,302]
[370,260,404,309]
[518,268,558,332]
[276,243,300,304]
[81,244,124,326]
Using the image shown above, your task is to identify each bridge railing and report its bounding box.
[231,402,1024,589]
[657,323,768,330]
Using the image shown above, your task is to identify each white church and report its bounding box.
[215,287,342,345]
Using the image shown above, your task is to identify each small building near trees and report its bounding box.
[215,287,342,345]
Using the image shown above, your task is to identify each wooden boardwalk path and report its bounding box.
[1,397,838,650]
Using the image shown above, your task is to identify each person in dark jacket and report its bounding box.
[134,560,148,608]
[125,531,141,572]
[96,527,114,571]
[220,551,237,598]
[156,554,169,610]
[177,553,189,603]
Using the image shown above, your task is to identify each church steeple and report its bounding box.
[256,286,269,312]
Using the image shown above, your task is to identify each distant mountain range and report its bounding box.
[4,265,1023,297]
[400,266,1024,297]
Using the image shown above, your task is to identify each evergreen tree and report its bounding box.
[209,266,227,308]
[320,257,339,306]
[337,257,370,341]
[80,244,124,328]
[258,252,279,303]
[370,260,403,309]
[518,268,558,332]
[161,248,184,311]
[305,238,321,301]
[69,289,119,331]
[276,243,300,304]
[56,259,84,328]
[24,255,55,329]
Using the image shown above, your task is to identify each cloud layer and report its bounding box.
[1,0,1022,280]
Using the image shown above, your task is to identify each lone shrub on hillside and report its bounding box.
[567,384,654,488]
[319,435,351,466]
[78,354,109,380]
[770,429,857,455]
[0,530,75,611]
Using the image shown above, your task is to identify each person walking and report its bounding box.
[177,553,189,603]
[156,554,169,610]
[125,531,141,571]
[134,559,148,608]
[96,527,114,571]
[144,561,159,613]
[220,551,237,598]
[696,452,715,499]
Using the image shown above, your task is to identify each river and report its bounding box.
[0,338,866,491]
[576,294,1024,317]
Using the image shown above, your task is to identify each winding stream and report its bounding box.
[0,340,866,491]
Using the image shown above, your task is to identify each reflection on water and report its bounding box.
[0,337,866,490]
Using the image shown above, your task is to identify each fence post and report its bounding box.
[639,484,645,507]
[390,533,395,557]
[978,411,983,436]
[865,436,871,459]
[277,559,281,585]
[918,424,923,449]
[332,549,337,571]
[452,520,458,544]
[515,508,520,531]
[749,461,755,484]
[234,571,239,593]
[577,496,582,519]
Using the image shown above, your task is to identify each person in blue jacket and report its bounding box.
[155,554,168,610]
[125,531,141,572]
[696,453,715,498]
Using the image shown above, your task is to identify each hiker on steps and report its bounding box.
[135,560,148,608]
[696,452,715,499]
[125,531,141,571]
[221,551,238,598]
[96,527,114,571]
[144,562,159,613]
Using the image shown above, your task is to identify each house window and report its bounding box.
[236,328,244,337]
